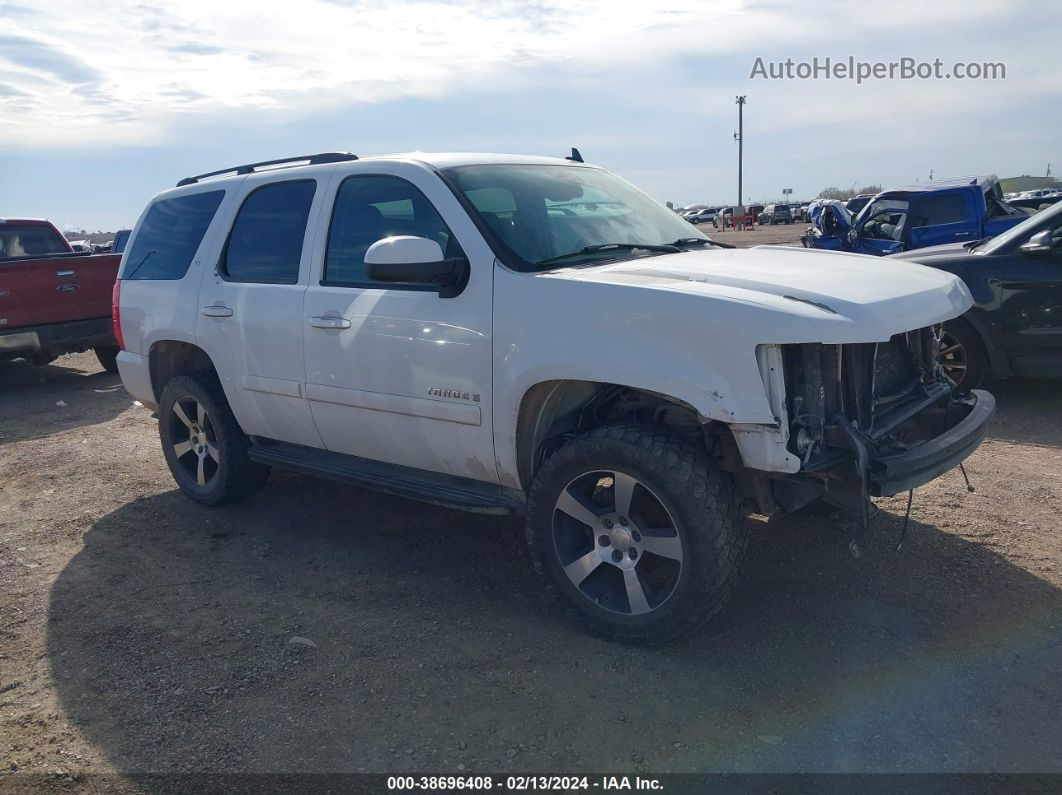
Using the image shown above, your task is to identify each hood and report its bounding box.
[542,245,973,343]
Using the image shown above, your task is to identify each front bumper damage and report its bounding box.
[868,389,994,496]
[772,328,995,519]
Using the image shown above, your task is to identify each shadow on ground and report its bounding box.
[982,378,1062,448]
[46,471,1062,776]
[0,356,127,445]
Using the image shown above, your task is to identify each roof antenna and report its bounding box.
[566,147,584,163]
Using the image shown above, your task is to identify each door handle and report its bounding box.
[202,305,233,318]
[310,316,351,329]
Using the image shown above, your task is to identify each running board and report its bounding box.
[248,438,524,515]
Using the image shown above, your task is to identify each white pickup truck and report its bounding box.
[114,151,994,644]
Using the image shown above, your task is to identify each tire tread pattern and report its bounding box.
[525,423,749,645]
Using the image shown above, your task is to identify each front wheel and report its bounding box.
[938,318,987,392]
[158,371,270,506]
[525,425,749,645]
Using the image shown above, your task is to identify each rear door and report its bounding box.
[301,163,497,481]
[196,173,330,449]
[907,190,977,249]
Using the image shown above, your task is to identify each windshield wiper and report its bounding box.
[535,242,680,268]
[963,237,990,250]
[670,237,735,250]
[123,249,156,279]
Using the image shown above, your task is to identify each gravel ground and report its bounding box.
[1,351,1060,784]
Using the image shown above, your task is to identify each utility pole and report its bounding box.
[734,96,746,211]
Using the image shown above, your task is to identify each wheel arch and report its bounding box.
[512,379,737,492]
[148,340,218,403]
[954,309,1009,377]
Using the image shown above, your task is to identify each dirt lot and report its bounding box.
[1,351,1060,784]
[695,221,806,248]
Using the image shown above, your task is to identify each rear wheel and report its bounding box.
[525,425,749,645]
[159,372,270,505]
[94,345,119,373]
[938,318,987,392]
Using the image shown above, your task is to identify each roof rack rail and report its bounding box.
[176,152,358,187]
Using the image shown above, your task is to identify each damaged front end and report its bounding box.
[773,326,995,522]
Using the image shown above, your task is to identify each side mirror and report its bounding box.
[1019,229,1054,256]
[365,236,469,297]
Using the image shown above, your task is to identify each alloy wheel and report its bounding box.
[168,396,220,487]
[938,330,968,387]
[552,470,683,616]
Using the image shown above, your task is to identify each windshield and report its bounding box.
[0,223,70,259]
[980,200,1062,254]
[442,164,708,271]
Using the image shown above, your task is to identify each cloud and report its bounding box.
[0,81,29,97]
[1,0,1059,220]
[0,0,769,147]
[0,33,100,83]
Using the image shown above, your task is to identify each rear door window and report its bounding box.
[124,191,225,280]
[222,180,317,284]
[910,193,966,227]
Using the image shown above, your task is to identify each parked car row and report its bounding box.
[680,203,810,226]
[1005,188,1062,202]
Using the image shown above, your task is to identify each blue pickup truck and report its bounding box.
[801,175,1028,256]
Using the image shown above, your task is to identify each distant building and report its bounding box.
[1000,175,1062,193]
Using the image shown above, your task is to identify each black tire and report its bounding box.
[939,317,987,392]
[94,345,120,373]
[525,424,749,645]
[158,370,270,506]
[29,351,57,367]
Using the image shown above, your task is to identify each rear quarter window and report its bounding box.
[123,191,225,280]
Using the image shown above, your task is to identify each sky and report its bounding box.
[1,0,1059,231]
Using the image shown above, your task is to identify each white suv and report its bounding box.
[114,151,994,644]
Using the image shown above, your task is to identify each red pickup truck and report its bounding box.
[0,218,121,371]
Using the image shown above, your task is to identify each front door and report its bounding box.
[853,201,907,256]
[995,216,1062,377]
[301,165,497,482]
